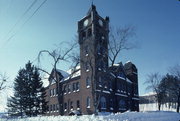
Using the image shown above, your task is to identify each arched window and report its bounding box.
[110,99,113,110]
[98,76,102,87]
[86,77,90,88]
[84,45,89,56]
[100,96,106,109]
[85,62,90,72]
[88,28,92,37]
[86,97,90,108]
[82,31,86,40]
[119,99,126,110]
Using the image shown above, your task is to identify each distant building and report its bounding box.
[45,4,139,116]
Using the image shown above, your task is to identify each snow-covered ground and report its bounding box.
[0,111,179,121]
[140,103,176,112]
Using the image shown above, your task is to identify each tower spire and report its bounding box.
[91,0,94,5]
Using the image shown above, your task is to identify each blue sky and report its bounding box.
[0,0,180,100]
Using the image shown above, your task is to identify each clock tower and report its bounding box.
[78,5,109,114]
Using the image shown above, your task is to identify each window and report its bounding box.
[56,88,58,96]
[73,83,76,92]
[98,76,102,87]
[68,84,71,93]
[119,100,126,110]
[86,77,90,88]
[53,88,56,96]
[77,100,80,109]
[88,28,92,37]
[117,83,120,92]
[82,31,86,40]
[47,105,49,112]
[64,85,67,94]
[64,103,67,111]
[56,104,59,112]
[100,96,106,109]
[101,35,105,40]
[76,82,80,91]
[53,104,56,112]
[51,90,53,96]
[98,61,102,71]
[50,105,52,112]
[70,101,73,110]
[109,81,112,91]
[97,44,101,55]
[86,97,91,108]
[110,99,113,110]
[85,45,89,56]
[49,90,52,96]
[85,62,90,72]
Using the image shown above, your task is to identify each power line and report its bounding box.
[1,0,38,45]
[1,0,48,50]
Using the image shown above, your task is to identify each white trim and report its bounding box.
[117,76,126,80]
[115,93,128,97]
[103,90,111,94]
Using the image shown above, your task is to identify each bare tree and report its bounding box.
[144,72,164,110]
[169,64,180,112]
[0,72,8,92]
[37,42,77,115]
[109,25,137,66]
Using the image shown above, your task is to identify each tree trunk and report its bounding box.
[176,89,180,113]
[158,102,161,111]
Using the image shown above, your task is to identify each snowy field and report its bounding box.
[0,111,179,121]
[140,103,176,112]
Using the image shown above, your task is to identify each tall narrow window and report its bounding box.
[76,82,80,91]
[119,100,126,110]
[86,77,90,88]
[56,104,59,112]
[56,88,58,95]
[88,28,92,37]
[64,85,67,94]
[53,104,56,112]
[85,62,90,72]
[49,90,52,96]
[82,31,86,40]
[77,100,80,109]
[100,96,106,109]
[70,101,73,110]
[50,105,52,112]
[110,99,113,110]
[73,83,76,92]
[86,97,90,108]
[68,84,71,93]
[64,103,67,111]
[85,45,89,56]
[98,76,102,87]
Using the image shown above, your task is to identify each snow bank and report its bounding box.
[0,111,179,121]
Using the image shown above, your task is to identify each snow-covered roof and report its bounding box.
[126,78,132,83]
[56,69,70,78]
[113,64,120,67]
[61,65,81,81]
[125,60,132,64]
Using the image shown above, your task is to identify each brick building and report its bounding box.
[45,5,139,116]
